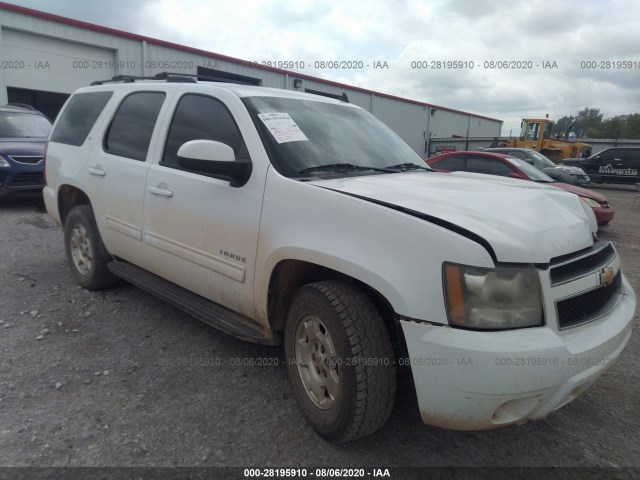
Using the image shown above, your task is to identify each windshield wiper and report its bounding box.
[384,163,431,172]
[299,163,396,174]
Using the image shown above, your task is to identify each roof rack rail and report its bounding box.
[304,88,350,103]
[6,103,37,110]
[90,71,231,86]
[155,71,229,82]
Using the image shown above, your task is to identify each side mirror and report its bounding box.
[507,172,522,179]
[177,140,251,187]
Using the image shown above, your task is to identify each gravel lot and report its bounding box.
[0,186,638,472]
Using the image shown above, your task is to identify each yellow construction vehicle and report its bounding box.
[500,116,591,161]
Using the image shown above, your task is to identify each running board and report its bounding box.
[108,260,276,345]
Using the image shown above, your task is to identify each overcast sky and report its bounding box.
[9,0,640,134]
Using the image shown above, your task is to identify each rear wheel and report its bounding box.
[284,281,396,442]
[64,205,119,290]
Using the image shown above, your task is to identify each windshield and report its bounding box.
[504,156,555,182]
[529,151,557,167]
[243,96,426,178]
[0,112,52,138]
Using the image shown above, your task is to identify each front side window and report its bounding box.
[104,92,165,161]
[626,150,640,168]
[162,94,246,169]
[467,156,515,176]
[526,122,540,140]
[50,91,112,146]
[543,121,553,139]
[595,150,613,162]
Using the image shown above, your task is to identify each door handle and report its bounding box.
[88,166,106,176]
[148,184,174,197]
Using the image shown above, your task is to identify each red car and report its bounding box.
[426,151,615,225]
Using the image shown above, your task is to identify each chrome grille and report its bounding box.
[556,273,622,329]
[549,242,615,285]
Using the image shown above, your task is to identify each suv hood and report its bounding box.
[0,138,47,156]
[311,171,594,263]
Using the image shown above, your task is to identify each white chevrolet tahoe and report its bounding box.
[43,74,636,442]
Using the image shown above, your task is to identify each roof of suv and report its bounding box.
[597,147,640,151]
[78,78,356,105]
[587,147,640,158]
[0,104,46,114]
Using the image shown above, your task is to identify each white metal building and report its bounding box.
[0,2,503,156]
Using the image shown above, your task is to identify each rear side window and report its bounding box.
[50,91,113,146]
[433,156,465,171]
[161,94,246,169]
[104,92,166,161]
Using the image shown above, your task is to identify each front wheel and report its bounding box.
[284,281,396,442]
[64,205,119,290]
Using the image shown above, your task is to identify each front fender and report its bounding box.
[253,168,495,324]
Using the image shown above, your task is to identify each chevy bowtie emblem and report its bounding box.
[599,266,615,287]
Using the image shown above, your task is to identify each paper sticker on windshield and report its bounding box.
[258,113,309,144]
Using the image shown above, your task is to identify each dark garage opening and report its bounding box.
[7,87,69,121]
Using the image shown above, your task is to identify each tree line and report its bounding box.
[554,108,640,139]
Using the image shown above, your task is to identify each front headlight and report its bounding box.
[443,263,543,330]
[580,197,601,208]
[0,157,11,168]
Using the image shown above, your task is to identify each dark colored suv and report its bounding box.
[0,104,52,197]
[482,147,590,186]
[563,147,640,185]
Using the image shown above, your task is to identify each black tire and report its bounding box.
[284,280,396,442]
[64,205,119,290]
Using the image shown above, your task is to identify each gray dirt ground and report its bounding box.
[0,185,638,470]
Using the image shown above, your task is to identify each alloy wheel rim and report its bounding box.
[70,224,92,275]
[294,315,339,410]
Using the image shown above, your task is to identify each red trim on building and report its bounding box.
[0,1,502,123]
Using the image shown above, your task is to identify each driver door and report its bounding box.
[142,91,266,318]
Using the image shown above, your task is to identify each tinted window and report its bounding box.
[467,156,515,176]
[162,94,246,169]
[104,92,165,161]
[432,156,465,171]
[626,149,640,168]
[596,149,614,162]
[50,91,112,146]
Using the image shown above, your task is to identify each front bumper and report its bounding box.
[401,273,635,430]
[0,163,45,196]
[593,206,615,225]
